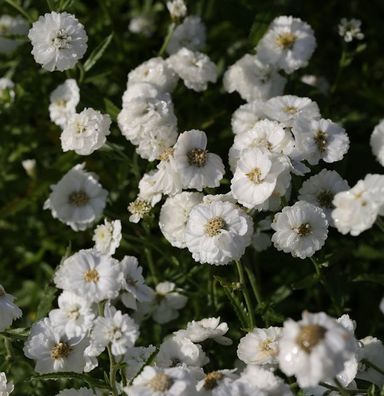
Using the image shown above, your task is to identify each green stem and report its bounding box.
[107,345,118,396]
[244,261,262,305]
[334,378,351,396]
[310,257,321,278]
[144,247,158,284]
[5,0,33,23]
[158,22,175,57]
[235,260,255,329]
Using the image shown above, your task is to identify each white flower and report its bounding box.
[56,388,95,396]
[128,198,153,223]
[300,74,330,95]
[293,118,350,165]
[156,334,209,367]
[178,317,232,345]
[167,0,187,20]
[256,16,316,74]
[167,48,217,92]
[60,108,111,155]
[252,217,272,252]
[123,345,157,381]
[166,15,206,55]
[356,336,384,387]
[138,170,163,206]
[152,282,187,324]
[129,15,154,37]
[28,12,87,71]
[298,169,350,227]
[338,18,364,42]
[0,284,22,331]
[271,201,328,259]
[0,78,15,110]
[223,54,286,102]
[229,119,294,171]
[231,149,288,209]
[49,291,95,338]
[92,219,122,256]
[238,366,293,396]
[196,370,238,393]
[173,130,225,191]
[44,164,108,231]
[119,256,153,310]
[159,192,203,248]
[332,174,384,236]
[237,327,282,366]
[54,249,121,303]
[23,318,90,374]
[49,79,80,128]
[264,95,320,127]
[0,15,28,54]
[88,304,139,357]
[278,312,357,388]
[185,200,253,265]
[125,365,200,396]
[231,101,267,135]
[0,372,14,396]
[127,57,178,93]
[370,119,384,167]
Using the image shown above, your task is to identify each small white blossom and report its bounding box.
[167,15,206,55]
[44,164,108,231]
[129,15,154,37]
[271,201,328,259]
[0,372,14,396]
[92,219,122,256]
[185,200,253,265]
[167,0,187,20]
[128,198,153,223]
[0,284,22,332]
[49,79,80,128]
[338,18,364,42]
[231,101,267,135]
[54,249,121,303]
[28,12,87,71]
[256,16,316,74]
[61,108,111,155]
[370,119,384,167]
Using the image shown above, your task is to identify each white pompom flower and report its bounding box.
[293,118,350,165]
[185,200,253,265]
[231,148,288,209]
[0,284,22,332]
[271,201,328,259]
[370,119,384,167]
[60,108,111,155]
[44,164,108,231]
[298,169,350,227]
[54,249,121,303]
[173,130,225,191]
[0,372,14,396]
[49,79,80,128]
[159,192,203,248]
[28,12,87,71]
[166,15,206,55]
[256,16,316,74]
[23,318,91,374]
[231,100,267,135]
[237,327,282,366]
[167,48,217,92]
[88,304,139,357]
[49,291,95,339]
[223,54,286,102]
[92,218,122,256]
[278,311,357,388]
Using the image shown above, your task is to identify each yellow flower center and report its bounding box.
[149,373,173,392]
[50,342,72,360]
[276,32,297,49]
[296,324,327,353]
[314,130,328,153]
[83,268,100,283]
[159,147,175,162]
[204,217,226,237]
[68,190,89,207]
[295,223,312,236]
[204,371,224,390]
[246,167,263,184]
[187,148,208,167]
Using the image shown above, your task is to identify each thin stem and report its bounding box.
[244,261,262,305]
[158,22,175,57]
[144,247,158,284]
[310,257,321,278]
[334,377,351,396]
[107,345,118,396]
[5,0,33,23]
[362,358,384,376]
[235,260,255,329]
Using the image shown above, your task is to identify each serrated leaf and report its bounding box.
[84,33,114,72]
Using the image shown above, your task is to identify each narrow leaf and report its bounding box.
[84,33,114,72]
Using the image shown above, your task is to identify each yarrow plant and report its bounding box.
[1,1,384,395]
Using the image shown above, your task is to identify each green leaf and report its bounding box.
[5,0,33,23]
[248,11,273,47]
[36,285,57,320]
[104,98,120,122]
[84,33,114,72]
[353,274,384,286]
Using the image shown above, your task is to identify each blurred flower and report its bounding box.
[0,372,14,396]
[0,77,15,110]
[49,79,79,128]
[129,15,155,37]
[28,12,87,71]
[44,164,108,231]
[0,284,22,332]
[21,158,36,177]
[300,74,330,95]
[0,15,28,54]
[370,119,384,167]
[338,18,364,42]
[167,0,187,20]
